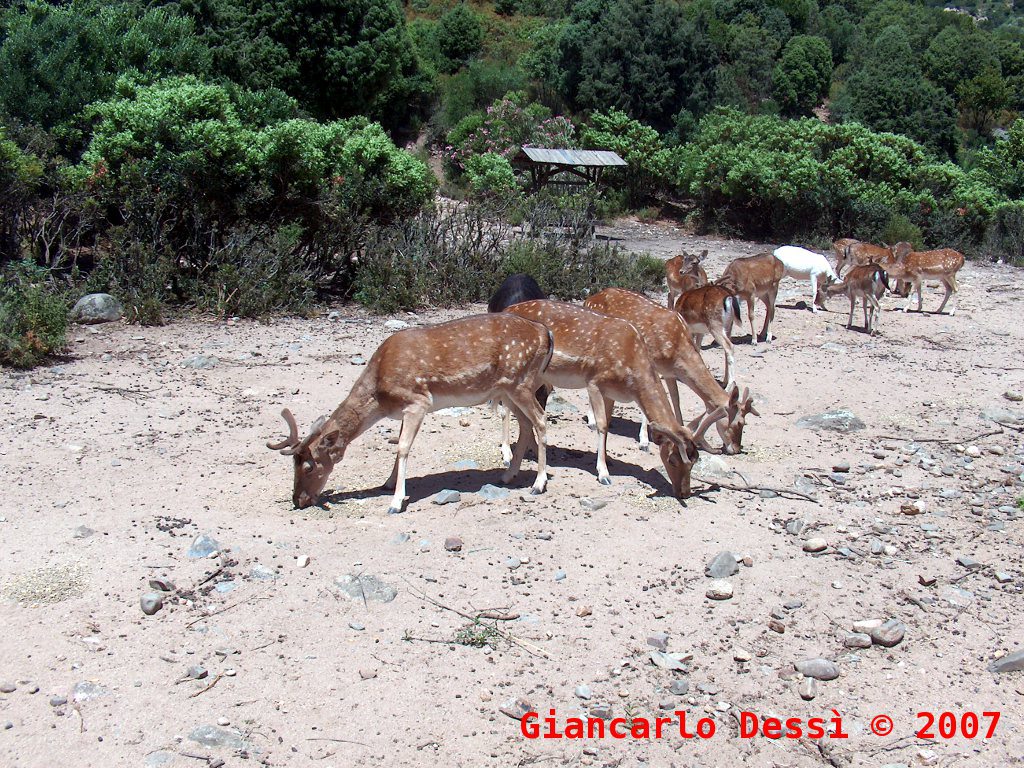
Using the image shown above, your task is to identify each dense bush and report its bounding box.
[0,260,69,368]
[668,109,1005,246]
[579,109,671,204]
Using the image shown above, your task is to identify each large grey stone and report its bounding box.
[70,293,122,324]
[189,725,247,750]
[989,650,1024,673]
[187,534,220,559]
[794,658,839,681]
[796,409,865,433]
[334,573,398,603]
[705,551,739,579]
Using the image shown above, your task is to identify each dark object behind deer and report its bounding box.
[488,274,546,313]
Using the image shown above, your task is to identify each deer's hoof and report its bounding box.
[599,476,612,486]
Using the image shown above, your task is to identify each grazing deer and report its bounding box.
[834,239,908,295]
[665,250,709,308]
[504,300,727,497]
[267,314,554,512]
[584,288,757,455]
[832,238,858,270]
[823,264,888,334]
[717,252,785,345]
[672,283,741,389]
[487,273,549,464]
[884,243,965,315]
[772,246,839,312]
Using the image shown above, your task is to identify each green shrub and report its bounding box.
[880,215,923,249]
[463,153,522,199]
[436,4,484,73]
[982,201,1024,264]
[0,261,69,369]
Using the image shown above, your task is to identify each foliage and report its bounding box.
[445,91,575,176]
[0,260,69,368]
[0,0,210,146]
[981,201,1024,265]
[771,35,832,116]
[436,3,484,73]
[668,108,1005,246]
[579,109,671,203]
[556,0,718,131]
[463,153,522,199]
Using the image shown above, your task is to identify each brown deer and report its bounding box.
[266,314,554,512]
[665,250,709,308]
[832,238,858,270]
[823,263,888,334]
[717,252,785,345]
[584,288,757,455]
[884,243,965,315]
[504,300,727,497]
[671,283,741,388]
[834,239,909,295]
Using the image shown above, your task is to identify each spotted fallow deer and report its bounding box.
[665,250,709,309]
[671,282,742,388]
[717,252,785,345]
[503,300,727,498]
[832,238,858,270]
[823,263,889,334]
[267,314,554,512]
[584,288,757,455]
[835,240,895,276]
[884,243,965,315]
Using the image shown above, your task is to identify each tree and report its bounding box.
[436,3,484,73]
[958,68,1011,134]
[771,34,832,116]
[839,26,958,157]
[556,0,718,131]
[714,22,780,112]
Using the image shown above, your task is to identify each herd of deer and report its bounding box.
[267,238,965,513]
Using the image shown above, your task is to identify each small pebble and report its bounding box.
[803,538,827,553]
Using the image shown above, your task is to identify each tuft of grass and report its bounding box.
[454,619,502,648]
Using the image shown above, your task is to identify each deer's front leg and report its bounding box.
[387,408,426,514]
[587,385,612,485]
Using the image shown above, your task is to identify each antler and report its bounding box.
[267,408,300,451]
[689,405,728,442]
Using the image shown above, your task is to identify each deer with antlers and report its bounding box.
[584,288,757,455]
[823,263,889,334]
[267,314,554,511]
[717,252,785,345]
[502,300,727,497]
[665,250,709,309]
[883,243,965,315]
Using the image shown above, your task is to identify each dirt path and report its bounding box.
[2,220,1023,768]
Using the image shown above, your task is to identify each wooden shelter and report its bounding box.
[512,147,627,190]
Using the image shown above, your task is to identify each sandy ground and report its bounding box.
[2,219,1024,768]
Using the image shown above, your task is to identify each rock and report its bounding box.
[349,622,365,631]
[385,319,410,330]
[832,460,851,473]
[72,681,108,702]
[852,618,883,634]
[694,454,731,478]
[575,684,593,700]
[187,534,220,559]
[148,578,174,592]
[390,533,410,545]
[768,620,786,634]
[358,668,377,680]
[0,682,14,693]
[546,392,578,417]
[733,648,752,662]
[499,697,533,720]
[994,572,1013,584]
[1004,390,1024,403]
[803,538,828,553]
[432,489,461,505]
[579,497,608,511]
[799,677,817,701]
[589,703,613,720]
[705,580,734,600]
[658,698,676,710]
[505,557,521,570]
[189,725,246,750]
[477,484,510,501]
[452,459,478,470]
[796,409,865,433]
[140,593,163,616]
[334,573,398,603]
[72,525,95,539]
[349,354,366,365]
[783,600,803,610]
[989,650,1024,673]
[554,569,566,581]
[965,445,982,458]
[647,632,669,651]
[785,519,805,536]
[759,489,779,498]
[250,564,276,580]
[870,619,906,648]
[70,294,123,324]
[795,658,839,681]
[181,354,219,370]
[843,632,872,649]
[649,651,690,671]
[669,679,690,695]
[188,666,208,680]
[981,407,1023,427]
[956,555,982,570]
[705,551,739,578]
[444,537,463,552]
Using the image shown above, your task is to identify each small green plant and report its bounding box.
[454,619,502,648]
[0,260,69,369]
[1016,496,1024,511]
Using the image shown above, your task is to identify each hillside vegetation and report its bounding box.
[2,0,1024,364]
